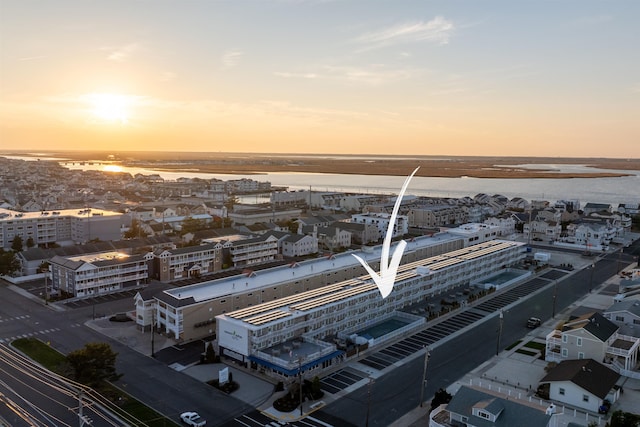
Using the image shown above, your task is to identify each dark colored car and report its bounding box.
[527,317,541,328]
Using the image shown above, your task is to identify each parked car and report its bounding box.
[180,412,206,427]
[598,400,611,414]
[526,317,541,328]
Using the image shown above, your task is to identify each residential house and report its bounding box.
[482,217,516,237]
[507,197,530,211]
[332,221,379,245]
[351,212,408,239]
[583,202,611,216]
[281,233,318,257]
[538,359,620,413]
[434,385,552,427]
[316,226,352,251]
[603,299,640,336]
[545,312,640,377]
[130,206,155,222]
[524,219,562,242]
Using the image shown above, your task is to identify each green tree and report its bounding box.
[608,410,640,427]
[430,388,452,411]
[66,342,119,386]
[0,249,21,276]
[123,218,143,239]
[26,236,35,248]
[180,217,208,235]
[205,342,216,364]
[224,195,239,213]
[11,235,23,252]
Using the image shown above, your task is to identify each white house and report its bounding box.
[538,359,620,413]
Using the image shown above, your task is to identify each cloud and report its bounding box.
[274,72,319,79]
[18,55,48,61]
[105,43,140,62]
[275,65,414,85]
[632,83,640,94]
[159,72,176,82]
[570,14,613,27]
[221,50,243,68]
[354,16,454,50]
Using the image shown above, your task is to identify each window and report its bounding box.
[561,348,568,357]
[578,352,585,359]
[577,337,582,346]
[583,395,589,402]
[616,315,624,322]
[562,335,567,343]
[559,388,565,395]
[634,319,640,325]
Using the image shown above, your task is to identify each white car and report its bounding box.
[180,412,206,427]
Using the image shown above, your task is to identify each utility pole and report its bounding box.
[589,263,595,293]
[496,310,504,356]
[366,377,374,427]
[298,357,303,417]
[419,346,431,407]
[151,321,156,358]
[44,268,49,305]
[552,280,558,319]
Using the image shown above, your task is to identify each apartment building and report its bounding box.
[142,233,464,342]
[228,206,302,226]
[150,243,223,282]
[0,207,125,249]
[50,251,148,298]
[408,205,467,228]
[216,240,525,377]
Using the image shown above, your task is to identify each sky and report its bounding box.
[1,0,639,158]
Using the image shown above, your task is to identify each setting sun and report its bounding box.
[86,93,132,124]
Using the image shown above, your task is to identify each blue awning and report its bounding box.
[249,350,344,376]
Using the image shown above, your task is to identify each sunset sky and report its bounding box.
[1,1,638,157]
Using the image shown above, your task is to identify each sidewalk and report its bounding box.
[409,272,640,427]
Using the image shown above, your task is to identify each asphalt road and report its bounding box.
[0,282,253,427]
[316,244,636,426]
[0,343,127,427]
[0,240,637,427]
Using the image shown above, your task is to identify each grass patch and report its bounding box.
[505,340,522,351]
[523,341,546,351]
[98,383,180,427]
[11,338,179,427]
[12,337,66,372]
[515,348,537,356]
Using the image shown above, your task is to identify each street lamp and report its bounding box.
[419,346,431,407]
[293,355,304,417]
[366,377,374,427]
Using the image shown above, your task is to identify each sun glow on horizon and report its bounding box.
[85,93,132,124]
[102,164,124,173]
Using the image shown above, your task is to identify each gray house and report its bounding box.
[444,386,552,427]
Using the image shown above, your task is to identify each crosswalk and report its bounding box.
[0,315,83,343]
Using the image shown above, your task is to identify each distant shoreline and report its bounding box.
[2,151,639,179]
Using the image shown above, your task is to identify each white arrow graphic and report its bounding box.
[352,167,419,299]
